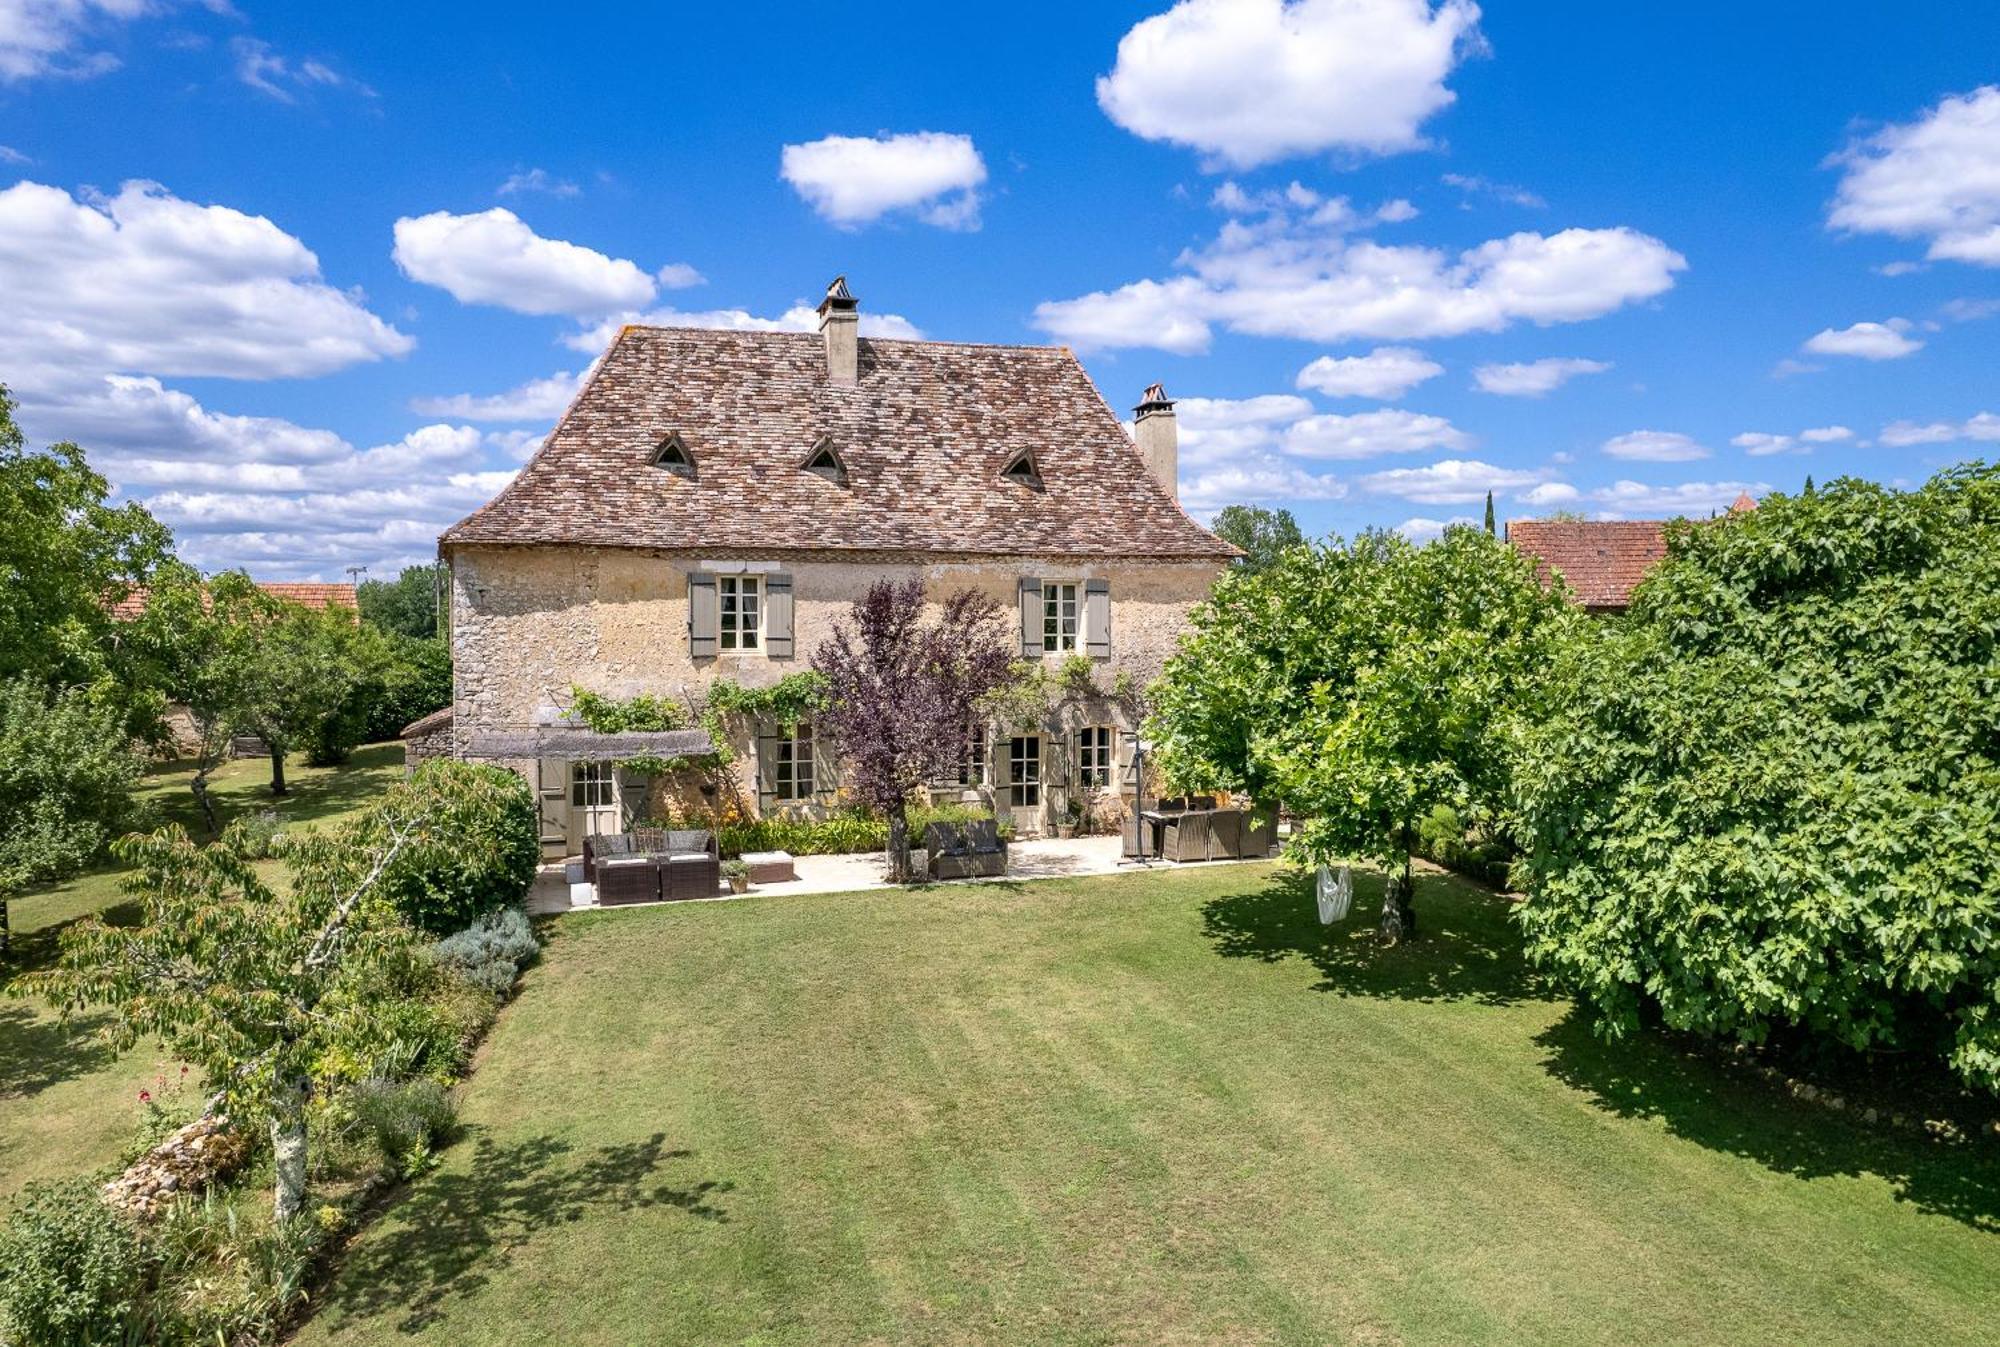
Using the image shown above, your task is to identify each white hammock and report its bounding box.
[1316,864,1353,924]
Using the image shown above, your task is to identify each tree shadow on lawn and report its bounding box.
[1201,866,1552,1006]
[144,743,404,838]
[326,1130,733,1333]
[1538,1009,2000,1233]
[0,1003,119,1098]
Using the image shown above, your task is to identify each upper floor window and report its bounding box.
[1043,582,1080,653]
[775,721,814,801]
[1077,726,1114,789]
[652,432,695,479]
[720,575,761,651]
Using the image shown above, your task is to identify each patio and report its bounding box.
[525,833,1277,914]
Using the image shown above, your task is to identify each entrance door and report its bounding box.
[569,760,620,847]
[1004,734,1043,836]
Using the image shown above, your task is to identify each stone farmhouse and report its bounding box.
[434,278,1238,858]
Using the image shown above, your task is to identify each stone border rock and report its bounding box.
[102,1115,250,1219]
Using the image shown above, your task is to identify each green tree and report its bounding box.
[212,579,375,793]
[28,792,459,1222]
[1209,504,1306,573]
[1513,466,2000,1091]
[0,385,172,706]
[0,678,145,954]
[1149,527,1576,940]
[1483,491,1496,535]
[357,563,441,639]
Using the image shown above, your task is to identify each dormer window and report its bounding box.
[652,432,695,479]
[802,435,849,486]
[1000,449,1044,490]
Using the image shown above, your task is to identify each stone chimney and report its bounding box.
[1133,382,1177,499]
[817,275,859,385]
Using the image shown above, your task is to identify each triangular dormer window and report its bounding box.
[801,435,848,486]
[1000,449,1044,490]
[652,432,695,479]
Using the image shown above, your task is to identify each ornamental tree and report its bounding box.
[1514,466,2000,1091]
[1210,503,1305,574]
[812,581,1014,881]
[1149,527,1576,941]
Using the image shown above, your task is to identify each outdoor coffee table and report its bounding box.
[740,850,796,884]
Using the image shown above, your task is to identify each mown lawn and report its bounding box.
[0,744,406,1200]
[299,863,1999,1347]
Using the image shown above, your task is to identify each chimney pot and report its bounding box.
[817,275,859,385]
[1133,382,1178,500]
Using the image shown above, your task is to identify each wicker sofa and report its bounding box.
[588,829,720,904]
[925,820,1007,880]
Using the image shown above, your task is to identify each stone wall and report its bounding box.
[447,546,1226,829]
[103,1115,248,1219]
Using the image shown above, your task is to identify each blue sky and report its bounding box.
[2,1,1997,577]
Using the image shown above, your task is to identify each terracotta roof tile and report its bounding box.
[1506,520,1669,611]
[442,326,1236,560]
[107,581,358,620]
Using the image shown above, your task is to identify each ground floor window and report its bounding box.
[1077,726,1114,789]
[570,760,614,807]
[775,721,814,801]
[1008,735,1041,807]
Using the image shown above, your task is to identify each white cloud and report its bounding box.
[1172,394,1316,463]
[1296,346,1442,399]
[497,167,579,198]
[1033,193,1684,353]
[1178,456,1349,511]
[1518,481,1580,507]
[563,301,922,354]
[1878,412,2000,447]
[1801,425,1854,443]
[1471,356,1610,397]
[230,37,370,103]
[1441,172,1545,209]
[1095,0,1484,169]
[0,179,410,385]
[1603,430,1709,462]
[779,132,986,229]
[0,0,153,82]
[1827,86,2000,267]
[654,262,704,289]
[1588,479,1769,518]
[1396,514,1479,542]
[0,144,28,164]
[1732,425,1853,456]
[1283,408,1468,459]
[392,207,658,316]
[1803,318,1923,360]
[1376,198,1420,224]
[410,368,588,422]
[1357,457,1545,504]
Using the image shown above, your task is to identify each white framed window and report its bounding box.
[1008,735,1041,807]
[1077,726,1114,789]
[1042,582,1080,653]
[775,721,814,802]
[570,760,614,807]
[719,575,761,651]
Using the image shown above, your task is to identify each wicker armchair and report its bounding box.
[1242,810,1277,858]
[963,818,1007,877]
[926,822,982,880]
[661,830,719,900]
[1207,809,1244,860]
[1188,795,1218,811]
[1161,811,1212,863]
[595,854,659,905]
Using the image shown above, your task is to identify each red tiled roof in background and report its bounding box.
[107,581,359,620]
[1505,520,1670,611]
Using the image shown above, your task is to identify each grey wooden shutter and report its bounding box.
[1084,579,1111,658]
[534,758,569,849]
[810,720,840,799]
[754,729,777,813]
[1018,578,1042,658]
[688,572,719,658]
[764,572,795,658]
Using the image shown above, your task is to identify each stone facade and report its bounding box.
[449,545,1224,844]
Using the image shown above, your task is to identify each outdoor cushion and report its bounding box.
[666,829,715,856]
[924,821,970,856]
[598,833,634,857]
[965,818,1005,854]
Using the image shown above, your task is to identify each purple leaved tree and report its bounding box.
[811,580,1015,882]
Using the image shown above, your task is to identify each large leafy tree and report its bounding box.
[357,563,441,640]
[812,581,1015,881]
[1150,527,1575,940]
[1209,504,1305,574]
[211,578,376,794]
[1514,466,2000,1091]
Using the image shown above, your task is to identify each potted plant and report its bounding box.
[721,859,750,895]
[1055,795,1086,840]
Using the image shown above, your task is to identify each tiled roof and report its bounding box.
[1506,520,1669,611]
[107,581,358,620]
[400,706,453,739]
[442,326,1236,560]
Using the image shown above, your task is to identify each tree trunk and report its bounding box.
[886,803,912,884]
[190,766,220,838]
[269,744,288,796]
[1378,822,1419,945]
[270,1086,309,1224]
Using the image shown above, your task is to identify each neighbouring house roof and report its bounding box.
[107,581,359,620]
[441,325,1236,560]
[400,707,453,739]
[1506,520,1670,611]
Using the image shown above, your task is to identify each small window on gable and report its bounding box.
[652,433,695,479]
[1000,449,1043,490]
[802,435,848,486]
